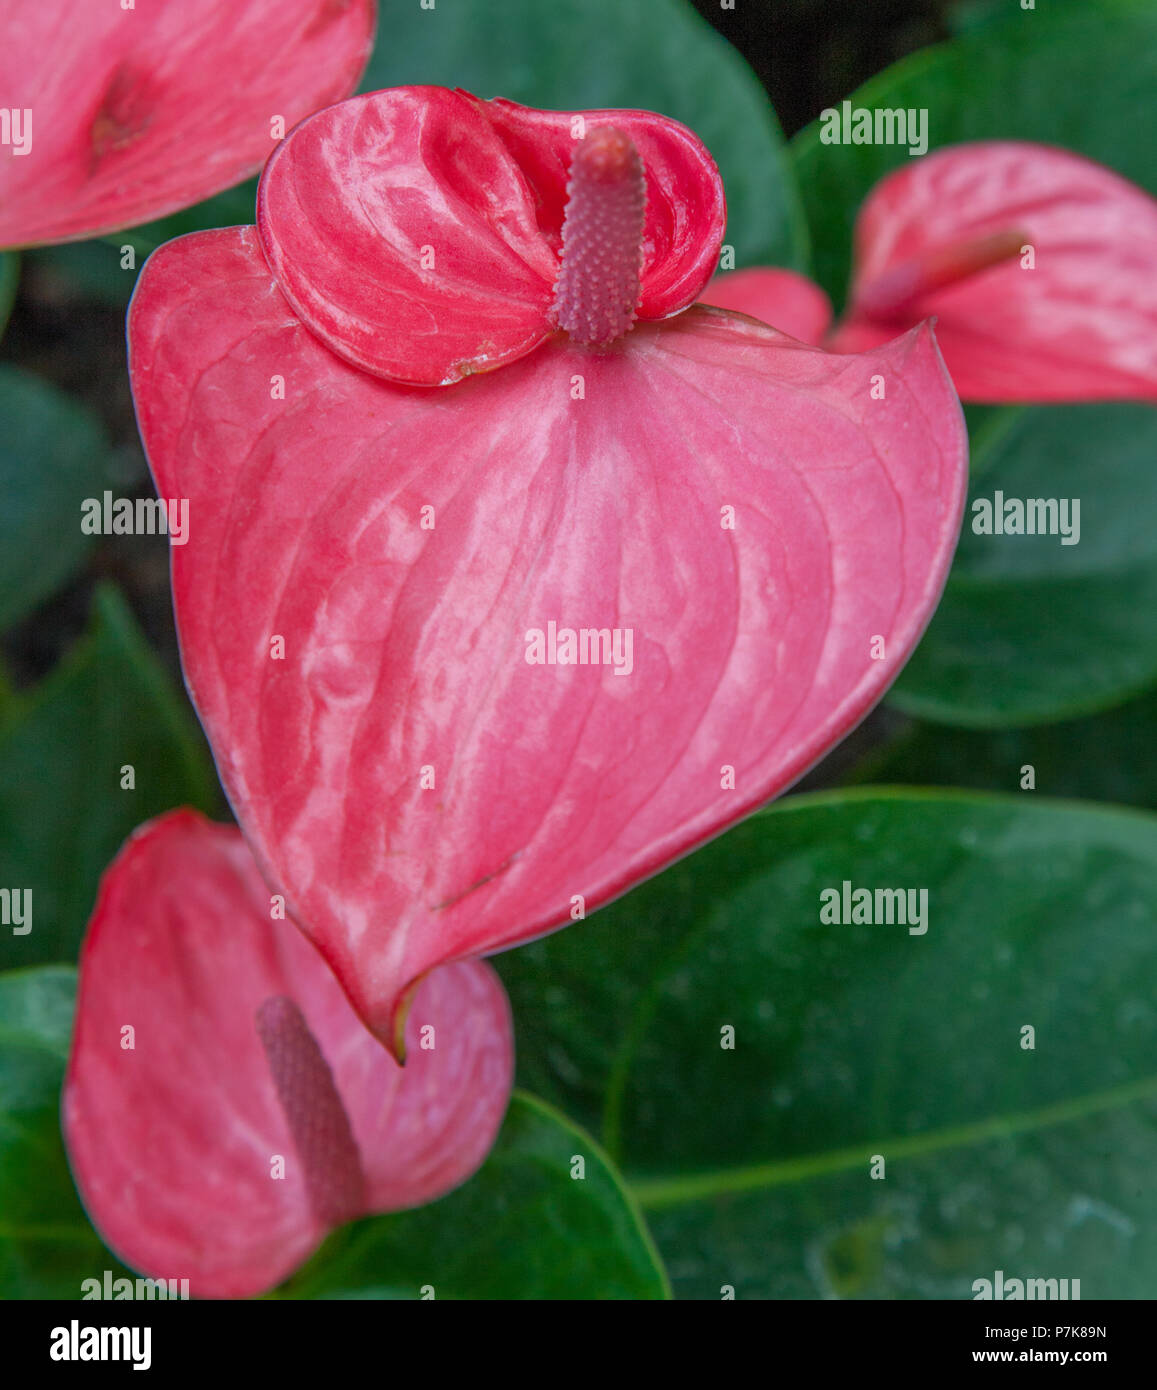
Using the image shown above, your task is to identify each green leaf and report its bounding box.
[498,789,1157,1298]
[0,966,131,1297]
[792,0,1157,307]
[892,402,1157,727]
[359,0,806,270]
[0,583,219,970]
[946,0,1010,38]
[0,366,114,631]
[0,252,18,340]
[284,1092,669,1300]
[26,241,138,309]
[0,660,19,735]
[854,690,1157,809]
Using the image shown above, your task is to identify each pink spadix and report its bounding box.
[553,127,647,346]
[255,995,367,1230]
[851,227,1027,321]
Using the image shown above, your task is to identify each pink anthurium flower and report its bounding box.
[62,810,513,1300]
[0,0,376,249]
[255,87,726,384]
[714,142,1157,402]
[128,87,968,1056]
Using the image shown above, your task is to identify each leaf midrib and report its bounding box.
[627,1071,1157,1211]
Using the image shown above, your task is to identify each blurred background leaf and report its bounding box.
[854,689,1157,810]
[0,254,18,341]
[360,0,806,270]
[0,661,17,734]
[0,966,133,1298]
[793,0,1157,308]
[891,403,1157,727]
[282,1092,669,1300]
[0,584,219,971]
[0,366,114,632]
[499,790,1157,1297]
[23,242,136,311]
[944,0,1008,36]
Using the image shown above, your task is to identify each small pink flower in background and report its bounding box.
[0,0,376,248]
[128,89,968,1055]
[62,810,513,1300]
[711,141,1157,402]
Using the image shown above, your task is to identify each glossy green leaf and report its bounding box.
[792,0,1157,306]
[498,790,1157,1298]
[359,0,805,270]
[891,403,1157,727]
[854,690,1157,810]
[0,584,219,970]
[284,1092,669,1300]
[0,966,131,1297]
[0,366,113,631]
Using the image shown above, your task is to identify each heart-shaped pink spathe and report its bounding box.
[828,142,1157,402]
[0,0,375,249]
[255,87,727,384]
[128,224,967,1055]
[62,809,513,1300]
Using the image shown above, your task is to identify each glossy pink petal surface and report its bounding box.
[256,88,726,384]
[62,809,513,1300]
[831,142,1157,401]
[0,0,375,249]
[129,227,967,1051]
[701,267,833,346]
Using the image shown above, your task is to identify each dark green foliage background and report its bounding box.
[2,0,1155,1299]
